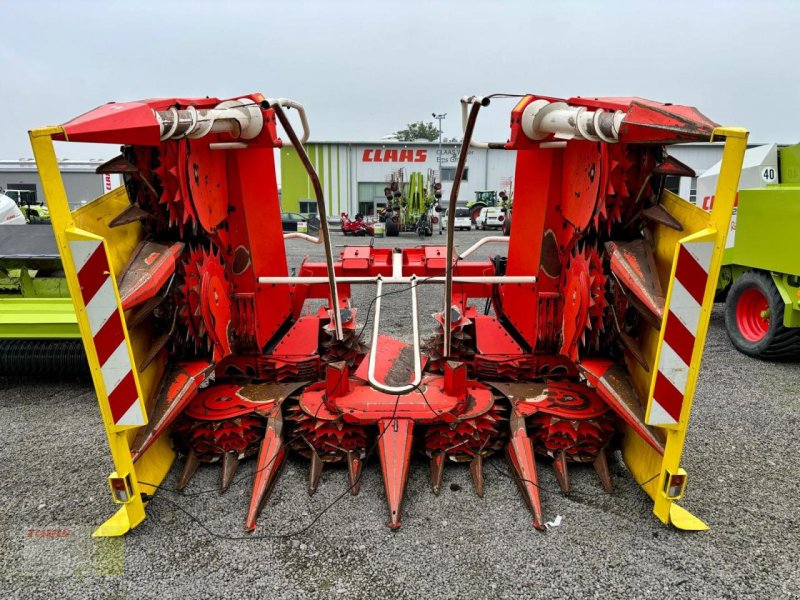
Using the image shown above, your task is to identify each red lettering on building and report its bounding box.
[360,148,428,162]
[701,192,738,211]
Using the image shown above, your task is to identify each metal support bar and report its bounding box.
[269,101,343,340]
[283,232,320,243]
[460,96,507,149]
[155,98,263,141]
[445,97,488,357]
[457,235,508,260]
[258,275,537,285]
[392,250,403,279]
[268,98,310,144]
[367,276,422,394]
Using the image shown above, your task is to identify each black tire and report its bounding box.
[386,219,400,237]
[725,270,800,359]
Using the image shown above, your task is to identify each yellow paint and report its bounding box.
[30,128,175,536]
[620,127,747,529]
[73,187,142,275]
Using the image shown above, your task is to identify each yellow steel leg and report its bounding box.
[30,128,148,536]
[651,128,748,528]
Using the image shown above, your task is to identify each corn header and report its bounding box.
[31,91,746,536]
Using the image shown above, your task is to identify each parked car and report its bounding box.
[477,206,505,230]
[281,212,320,233]
[450,207,473,231]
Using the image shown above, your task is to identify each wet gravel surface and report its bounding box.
[1,229,799,598]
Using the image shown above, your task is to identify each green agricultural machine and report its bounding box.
[0,224,84,376]
[467,189,511,225]
[698,143,800,359]
[2,187,51,223]
[383,170,441,237]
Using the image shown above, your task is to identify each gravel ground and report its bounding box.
[1,229,799,599]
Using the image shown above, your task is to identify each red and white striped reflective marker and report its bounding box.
[69,239,145,427]
[647,240,714,427]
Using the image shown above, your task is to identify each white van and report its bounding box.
[478,206,505,230]
[450,207,472,231]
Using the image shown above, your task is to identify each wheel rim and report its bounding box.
[736,287,770,342]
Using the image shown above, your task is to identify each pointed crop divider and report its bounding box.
[653,154,696,178]
[579,359,666,455]
[96,153,159,200]
[430,451,445,496]
[378,418,414,530]
[220,452,239,493]
[177,449,201,491]
[593,451,614,493]
[130,361,214,462]
[552,451,570,494]
[469,454,485,498]
[346,451,364,496]
[109,203,154,228]
[244,408,286,532]
[308,450,323,496]
[606,239,665,329]
[640,205,683,231]
[506,411,545,530]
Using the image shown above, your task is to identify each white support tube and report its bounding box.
[367,276,422,395]
[461,96,491,149]
[258,275,537,285]
[521,99,625,143]
[392,251,403,279]
[457,236,508,260]
[155,98,263,141]
[282,232,321,243]
[265,98,310,144]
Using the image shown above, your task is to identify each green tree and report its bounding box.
[395,121,440,142]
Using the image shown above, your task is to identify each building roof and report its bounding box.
[0,158,107,172]
[301,140,465,146]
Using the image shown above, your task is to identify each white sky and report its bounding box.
[2,0,799,161]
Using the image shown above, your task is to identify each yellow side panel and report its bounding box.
[621,190,722,501]
[72,187,142,275]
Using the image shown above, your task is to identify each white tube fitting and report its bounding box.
[521,100,624,143]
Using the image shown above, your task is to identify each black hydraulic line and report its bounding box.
[443,96,489,356]
[268,101,343,340]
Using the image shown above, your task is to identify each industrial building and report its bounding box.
[279,141,517,217]
[0,142,760,218]
[279,141,758,216]
[0,158,118,209]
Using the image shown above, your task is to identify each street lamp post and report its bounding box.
[432,112,446,178]
[432,113,446,233]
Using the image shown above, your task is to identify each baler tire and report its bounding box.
[386,219,400,237]
[725,270,800,360]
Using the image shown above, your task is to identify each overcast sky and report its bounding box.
[2,0,798,161]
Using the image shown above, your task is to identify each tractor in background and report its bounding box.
[697,143,800,359]
[466,188,512,226]
[2,187,51,223]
